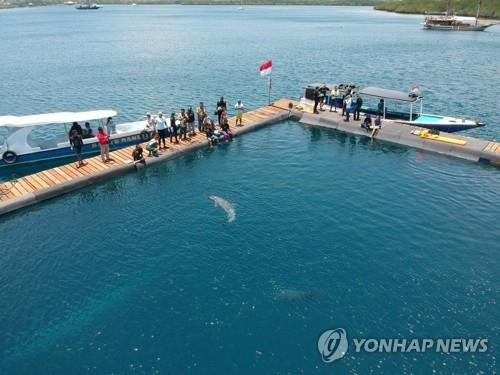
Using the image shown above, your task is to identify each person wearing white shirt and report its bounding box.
[155,112,168,149]
[234,100,244,126]
[330,86,340,113]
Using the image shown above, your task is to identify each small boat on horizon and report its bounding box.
[0,110,151,167]
[75,2,100,10]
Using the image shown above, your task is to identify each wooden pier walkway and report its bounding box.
[1,96,498,217]
[0,99,295,216]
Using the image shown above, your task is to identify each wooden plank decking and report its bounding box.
[0,100,294,212]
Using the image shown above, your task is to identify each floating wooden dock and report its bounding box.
[0,99,294,216]
[296,104,500,167]
[0,97,498,217]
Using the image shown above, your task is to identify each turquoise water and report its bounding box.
[0,5,499,374]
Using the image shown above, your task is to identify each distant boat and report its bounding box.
[423,0,495,31]
[64,1,75,4]
[75,2,100,10]
[238,0,244,10]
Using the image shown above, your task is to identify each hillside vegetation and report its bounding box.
[375,0,500,19]
[1,0,377,9]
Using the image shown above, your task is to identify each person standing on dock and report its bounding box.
[330,85,340,112]
[70,129,86,169]
[170,112,179,143]
[187,107,196,136]
[178,109,188,140]
[319,85,328,111]
[344,95,352,122]
[378,99,385,117]
[354,95,363,121]
[155,112,168,149]
[313,87,320,114]
[68,122,83,141]
[96,127,111,163]
[197,102,206,132]
[216,96,227,125]
[234,100,244,126]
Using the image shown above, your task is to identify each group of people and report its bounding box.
[144,97,244,149]
[67,98,247,169]
[132,97,244,166]
[312,84,365,122]
[310,84,384,139]
[68,117,115,168]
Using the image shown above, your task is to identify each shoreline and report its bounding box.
[0,2,377,10]
[374,6,500,20]
[2,2,499,21]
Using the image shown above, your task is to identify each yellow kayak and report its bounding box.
[411,129,467,146]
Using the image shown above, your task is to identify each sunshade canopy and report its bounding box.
[358,87,420,102]
[0,110,117,128]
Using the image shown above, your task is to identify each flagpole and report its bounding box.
[268,76,272,105]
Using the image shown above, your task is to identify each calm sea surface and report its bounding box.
[0,5,499,374]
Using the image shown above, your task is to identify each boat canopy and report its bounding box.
[304,83,342,89]
[0,110,117,128]
[359,87,420,102]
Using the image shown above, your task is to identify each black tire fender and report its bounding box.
[2,151,17,164]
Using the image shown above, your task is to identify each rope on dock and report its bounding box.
[0,179,18,196]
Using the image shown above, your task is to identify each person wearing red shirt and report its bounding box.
[96,127,111,163]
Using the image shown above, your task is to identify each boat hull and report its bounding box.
[398,121,484,132]
[0,131,149,167]
[423,24,491,31]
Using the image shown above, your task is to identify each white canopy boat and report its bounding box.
[357,86,485,132]
[300,84,484,132]
[0,110,152,167]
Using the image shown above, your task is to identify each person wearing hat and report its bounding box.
[155,111,168,149]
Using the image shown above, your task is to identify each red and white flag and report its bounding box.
[411,84,420,94]
[259,60,272,76]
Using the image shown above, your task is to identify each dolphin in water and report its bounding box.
[272,286,321,302]
[208,195,236,223]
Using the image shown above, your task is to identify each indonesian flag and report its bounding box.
[411,84,420,94]
[259,60,272,76]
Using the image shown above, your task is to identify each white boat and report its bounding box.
[0,110,152,167]
[423,0,495,31]
[358,86,485,132]
[76,2,100,10]
[300,84,485,133]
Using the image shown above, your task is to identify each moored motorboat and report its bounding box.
[358,86,484,132]
[299,84,485,133]
[0,110,152,167]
